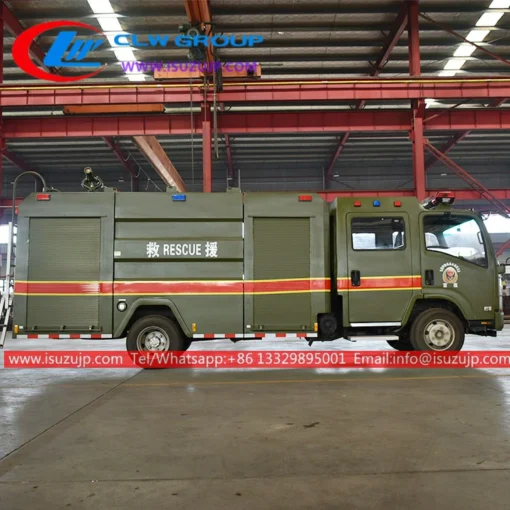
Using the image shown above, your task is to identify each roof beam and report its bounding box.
[103,137,139,191]
[424,141,510,217]
[103,137,136,178]
[6,78,510,107]
[2,148,34,172]
[325,2,408,183]
[424,131,470,171]
[7,109,510,138]
[425,98,508,171]
[2,3,51,71]
[132,135,186,191]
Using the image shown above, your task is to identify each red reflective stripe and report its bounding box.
[354,276,421,289]
[244,279,330,293]
[70,334,81,339]
[16,278,332,296]
[114,281,243,294]
[15,282,110,294]
[14,282,27,293]
[204,334,215,339]
[337,276,422,290]
[90,334,103,339]
[275,333,287,338]
[225,334,236,338]
[255,334,266,338]
[27,334,38,339]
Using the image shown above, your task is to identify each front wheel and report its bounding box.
[410,309,465,351]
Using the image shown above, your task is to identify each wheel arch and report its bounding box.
[114,298,191,338]
[401,297,468,335]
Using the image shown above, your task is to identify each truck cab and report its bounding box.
[331,192,503,350]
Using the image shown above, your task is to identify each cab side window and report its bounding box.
[423,215,487,267]
[352,217,406,251]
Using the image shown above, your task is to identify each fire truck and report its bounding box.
[10,182,505,353]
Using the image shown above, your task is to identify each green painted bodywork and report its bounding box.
[13,190,503,339]
[331,197,503,331]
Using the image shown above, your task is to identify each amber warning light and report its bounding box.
[36,193,51,201]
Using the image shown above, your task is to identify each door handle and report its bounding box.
[351,270,361,287]
[425,269,434,286]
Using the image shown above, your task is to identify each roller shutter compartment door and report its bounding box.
[253,217,311,330]
[27,218,101,331]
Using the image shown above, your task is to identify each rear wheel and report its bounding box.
[410,308,465,351]
[126,315,190,368]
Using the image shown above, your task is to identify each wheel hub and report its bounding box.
[424,320,454,350]
[137,327,170,352]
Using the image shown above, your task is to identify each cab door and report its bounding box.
[346,213,417,326]
[420,212,497,321]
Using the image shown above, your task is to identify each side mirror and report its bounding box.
[499,264,510,275]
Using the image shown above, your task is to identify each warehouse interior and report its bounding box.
[2,1,510,509]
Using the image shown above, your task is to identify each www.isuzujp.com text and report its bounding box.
[121,61,259,73]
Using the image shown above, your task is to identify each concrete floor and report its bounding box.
[1,332,510,509]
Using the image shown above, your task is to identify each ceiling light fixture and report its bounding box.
[441,2,503,78]
[476,12,504,26]
[444,59,467,70]
[454,43,476,57]
[87,0,146,81]
[466,29,491,42]
[127,73,146,82]
[87,0,114,14]
[489,0,510,8]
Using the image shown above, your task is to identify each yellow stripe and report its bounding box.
[349,287,422,292]
[337,275,421,280]
[4,77,510,93]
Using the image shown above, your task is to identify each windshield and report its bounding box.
[423,214,487,267]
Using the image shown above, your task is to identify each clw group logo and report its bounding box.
[12,21,265,83]
[13,21,105,82]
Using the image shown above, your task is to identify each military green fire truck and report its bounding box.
[11,186,504,352]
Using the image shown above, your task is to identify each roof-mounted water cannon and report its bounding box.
[422,191,456,210]
[81,167,104,192]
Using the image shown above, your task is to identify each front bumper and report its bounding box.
[468,317,501,337]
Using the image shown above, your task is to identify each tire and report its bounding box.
[126,315,190,368]
[410,308,465,351]
[387,338,413,351]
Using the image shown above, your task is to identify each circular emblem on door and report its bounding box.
[440,263,461,288]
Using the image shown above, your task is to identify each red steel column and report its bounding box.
[411,108,426,201]
[408,0,421,76]
[408,0,426,200]
[202,106,212,192]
